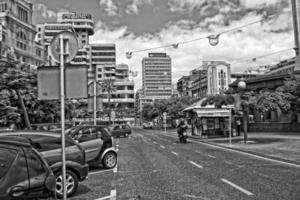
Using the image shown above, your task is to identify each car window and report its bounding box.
[113,126,120,130]
[90,128,100,139]
[0,147,17,179]
[25,148,46,178]
[27,135,61,151]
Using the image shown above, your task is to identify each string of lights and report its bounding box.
[124,6,291,60]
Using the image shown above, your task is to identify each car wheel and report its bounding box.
[102,151,117,169]
[124,133,129,137]
[55,170,78,198]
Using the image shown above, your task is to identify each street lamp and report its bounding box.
[237,79,248,143]
[208,34,220,46]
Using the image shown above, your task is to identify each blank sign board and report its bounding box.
[38,65,88,100]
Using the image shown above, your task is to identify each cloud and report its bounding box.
[90,0,294,88]
[125,0,154,15]
[99,0,119,16]
[34,3,57,18]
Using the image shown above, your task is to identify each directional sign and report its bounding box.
[49,31,78,63]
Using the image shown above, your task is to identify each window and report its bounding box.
[17,6,28,23]
[26,149,46,178]
[0,3,7,12]
[0,148,17,179]
[29,135,61,152]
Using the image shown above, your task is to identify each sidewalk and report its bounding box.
[190,132,300,165]
[166,128,300,165]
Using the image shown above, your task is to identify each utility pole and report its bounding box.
[291,0,300,78]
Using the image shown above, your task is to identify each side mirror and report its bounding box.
[9,186,25,198]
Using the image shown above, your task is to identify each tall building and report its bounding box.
[142,53,172,100]
[0,0,45,66]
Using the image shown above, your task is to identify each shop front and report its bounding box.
[184,105,233,137]
[195,109,231,136]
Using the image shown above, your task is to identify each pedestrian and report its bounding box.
[195,118,202,137]
[236,119,241,136]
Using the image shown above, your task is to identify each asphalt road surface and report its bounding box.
[71,128,300,200]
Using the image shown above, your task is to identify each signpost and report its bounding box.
[49,31,78,200]
[226,105,234,145]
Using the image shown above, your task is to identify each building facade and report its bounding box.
[142,53,172,100]
[0,0,45,66]
[177,61,231,100]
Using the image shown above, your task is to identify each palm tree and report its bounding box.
[101,78,116,125]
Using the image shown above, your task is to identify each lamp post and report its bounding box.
[237,80,248,143]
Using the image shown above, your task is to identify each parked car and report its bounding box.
[66,125,117,169]
[0,136,56,200]
[0,131,89,198]
[110,124,132,137]
[143,122,153,129]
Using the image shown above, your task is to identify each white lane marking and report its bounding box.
[171,151,178,156]
[89,169,113,175]
[94,189,117,200]
[221,178,254,196]
[208,155,216,159]
[153,141,157,144]
[113,166,118,173]
[160,145,165,149]
[161,133,300,169]
[189,161,203,169]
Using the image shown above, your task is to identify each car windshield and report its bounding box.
[0,147,17,179]
[65,127,79,136]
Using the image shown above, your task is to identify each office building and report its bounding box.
[142,53,172,100]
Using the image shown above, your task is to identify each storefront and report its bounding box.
[184,104,233,137]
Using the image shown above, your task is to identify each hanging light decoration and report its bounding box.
[208,34,220,46]
[126,52,132,59]
[172,43,179,49]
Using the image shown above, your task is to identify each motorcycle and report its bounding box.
[179,131,188,143]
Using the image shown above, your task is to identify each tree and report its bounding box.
[101,78,116,125]
[0,64,34,129]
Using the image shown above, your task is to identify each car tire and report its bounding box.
[102,151,117,169]
[55,170,78,198]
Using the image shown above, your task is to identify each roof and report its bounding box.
[0,130,62,138]
[0,136,31,147]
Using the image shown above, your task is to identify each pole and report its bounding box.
[229,109,231,145]
[60,34,67,200]
[93,80,97,126]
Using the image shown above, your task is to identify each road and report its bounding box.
[71,128,300,200]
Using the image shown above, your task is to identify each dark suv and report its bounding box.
[66,125,117,169]
[0,131,89,198]
[0,136,56,200]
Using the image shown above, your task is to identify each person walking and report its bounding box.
[236,119,241,136]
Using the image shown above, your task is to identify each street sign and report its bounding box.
[37,65,88,100]
[49,31,78,63]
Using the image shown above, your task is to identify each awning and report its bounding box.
[195,109,230,117]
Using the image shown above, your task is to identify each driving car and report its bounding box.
[0,136,56,200]
[0,131,89,198]
[143,122,153,129]
[110,124,132,137]
[66,125,117,169]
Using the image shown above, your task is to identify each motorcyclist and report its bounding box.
[177,120,188,142]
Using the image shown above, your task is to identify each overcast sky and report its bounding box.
[30,0,295,88]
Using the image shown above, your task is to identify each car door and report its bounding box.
[24,148,52,199]
[76,127,102,162]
